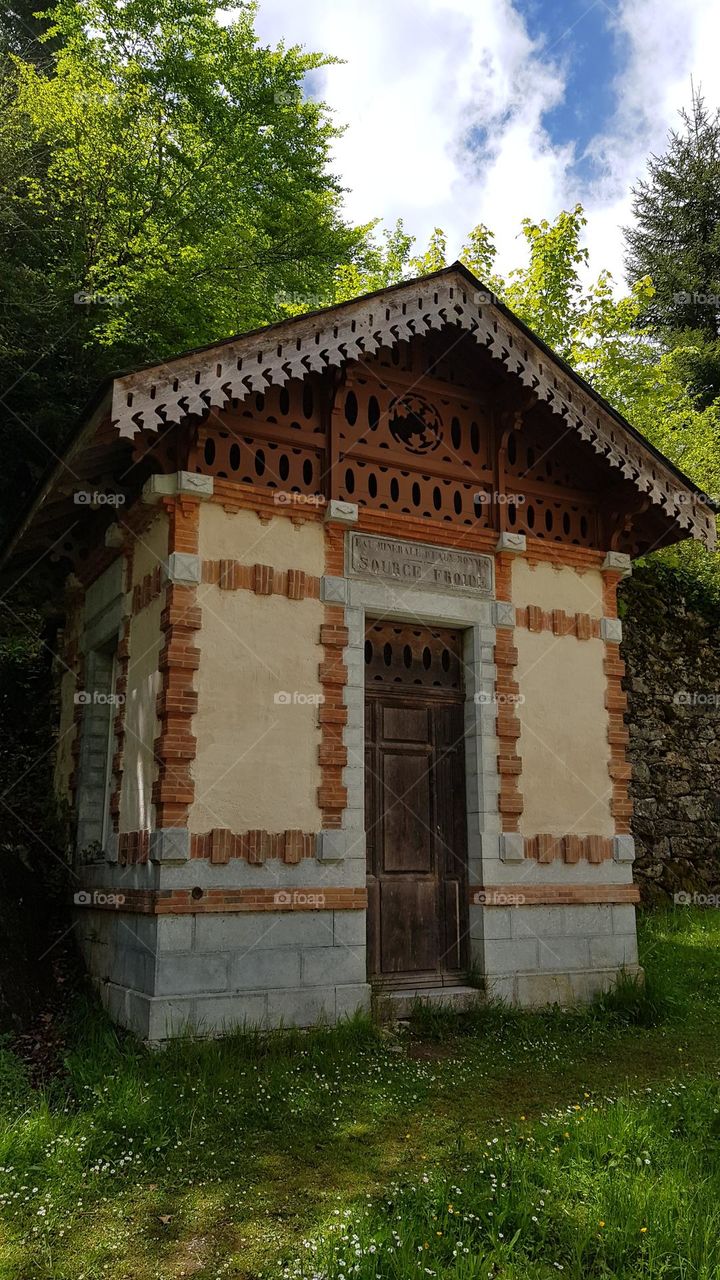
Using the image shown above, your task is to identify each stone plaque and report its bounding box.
[348,532,493,596]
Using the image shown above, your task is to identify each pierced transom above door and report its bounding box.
[364,621,464,693]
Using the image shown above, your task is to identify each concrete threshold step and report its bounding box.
[377,985,482,1019]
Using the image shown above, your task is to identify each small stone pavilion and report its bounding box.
[4,265,716,1039]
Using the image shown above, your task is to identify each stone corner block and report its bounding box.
[321,575,348,604]
[324,499,358,526]
[602,551,632,577]
[177,471,214,499]
[499,832,525,863]
[105,833,119,865]
[613,835,636,863]
[601,616,623,643]
[492,600,515,629]
[165,552,201,585]
[150,828,191,864]
[142,471,213,505]
[316,830,364,863]
[142,473,177,504]
[496,531,526,555]
[474,832,500,861]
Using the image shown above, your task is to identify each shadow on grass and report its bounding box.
[2,908,720,1279]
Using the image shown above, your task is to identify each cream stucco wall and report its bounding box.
[119,513,168,832]
[512,558,604,617]
[515,630,613,836]
[131,510,169,583]
[189,588,323,833]
[199,503,325,576]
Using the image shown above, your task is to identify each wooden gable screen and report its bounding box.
[186,332,608,550]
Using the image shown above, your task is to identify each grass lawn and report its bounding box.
[1,908,720,1279]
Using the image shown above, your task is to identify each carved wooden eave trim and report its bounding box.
[109,268,716,549]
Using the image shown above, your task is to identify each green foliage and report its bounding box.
[0,594,63,859]
[0,0,371,539]
[0,910,719,1277]
[408,225,448,276]
[588,967,667,1028]
[503,204,591,357]
[625,91,720,356]
[331,219,415,305]
[458,222,500,289]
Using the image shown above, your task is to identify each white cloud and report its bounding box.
[254,0,720,290]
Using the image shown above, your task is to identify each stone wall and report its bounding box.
[620,564,720,901]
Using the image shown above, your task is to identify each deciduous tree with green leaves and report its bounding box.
[0,0,372,538]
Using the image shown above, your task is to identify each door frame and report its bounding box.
[365,671,470,986]
[336,576,502,988]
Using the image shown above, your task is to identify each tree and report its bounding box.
[0,0,371,541]
[624,91,720,403]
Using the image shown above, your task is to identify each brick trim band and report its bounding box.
[516,605,601,640]
[152,497,201,828]
[191,829,316,864]
[203,483,609,570]
[494,626,523,830]
[202,559,320,600]
[602,569,622,619]
[74,887,367,915]
[131,564,163,614]
[317,523,348,828]
[524,833,613,863]
[604,642,633,834]
[210,483,326,521]
[118,830,150,865]
[469,884,640,906]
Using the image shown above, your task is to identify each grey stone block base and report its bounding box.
[79,904,372,1042]
[485,964,644,1007]
[95,978,372,1041]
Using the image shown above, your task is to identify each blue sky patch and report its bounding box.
[515,0,626,184]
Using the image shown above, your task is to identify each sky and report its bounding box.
[253,0,720,289]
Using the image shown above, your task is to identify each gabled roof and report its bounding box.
[3,263,717,568]
[109,262,716,547]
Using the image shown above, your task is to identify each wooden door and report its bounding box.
[365,623,468,984]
